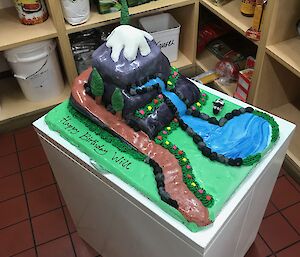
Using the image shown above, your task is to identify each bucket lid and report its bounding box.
[4,39,55,63]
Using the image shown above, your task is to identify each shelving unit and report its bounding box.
[0,7,57,51]
[65,0,194,34]
[252,0,300,177]
[260,56,300,173]
[196,49,236,96]
[266,37,300,78]
[199,0,257,45]
[272,103,300,166]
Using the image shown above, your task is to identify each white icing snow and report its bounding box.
[106,25,153,62]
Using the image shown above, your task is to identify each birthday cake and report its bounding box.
[45,12,279,232]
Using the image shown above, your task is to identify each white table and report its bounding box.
[33,84,295,257]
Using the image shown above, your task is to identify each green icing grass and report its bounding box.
[167,129,253,219]
[45,100,200,232]
[200,89,241,118]
[45,88,278,232]
[166,91,254,219]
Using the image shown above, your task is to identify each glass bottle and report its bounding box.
[240,0,256,17]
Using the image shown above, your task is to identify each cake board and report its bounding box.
[33,83,295,257]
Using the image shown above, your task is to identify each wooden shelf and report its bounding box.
[0,7,57,51]
[66,0,194,34]
[199,0,258,45]
[266,37,300,78]
[0,77,70,123]
[271,102,300,170]
[196,49,237,96]
[172,51,193,69]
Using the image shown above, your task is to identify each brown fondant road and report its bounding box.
[71,67,210,226]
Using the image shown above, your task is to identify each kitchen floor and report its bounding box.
[0,126,299,257]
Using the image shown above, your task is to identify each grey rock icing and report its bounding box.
[90,36,201,139]
[92,40,170,89]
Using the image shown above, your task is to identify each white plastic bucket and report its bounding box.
[61,0,90,25]
[139,13,181,62]
[4,39,64,102]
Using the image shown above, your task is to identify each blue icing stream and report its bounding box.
[136,78,271,159]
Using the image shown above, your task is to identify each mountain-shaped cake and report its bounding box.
[46,24,279,231]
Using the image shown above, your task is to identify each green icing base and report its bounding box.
[45,88,277,232]
[46,100,200,232]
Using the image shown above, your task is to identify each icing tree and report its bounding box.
[106,25,153,62]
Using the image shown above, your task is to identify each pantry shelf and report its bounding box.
[0,7,57,52]
[266,37,300,78]
[0,77,70,123]
[196,49,237,96]
[172,51,193,69]
[199,0,258,45]
[271,102,300,169]
[65,0,194,34]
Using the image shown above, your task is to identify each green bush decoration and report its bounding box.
[90,68,104,97]
[111,88,124,113]
[120,0,130,25]
[135,96,164,118]
[166,66,180,91]
[252,110,280,143]
[243,153,262,166]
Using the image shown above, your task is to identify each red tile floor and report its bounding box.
[0,125,300,257]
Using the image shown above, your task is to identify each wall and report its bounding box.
[0,0,13,72]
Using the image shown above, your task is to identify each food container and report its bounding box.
[61,0,90,26]
[4,40,64,102]
[139,13,181,62]
[14,0,48,25]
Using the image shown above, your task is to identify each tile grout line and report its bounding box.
[10,247,36,257]
[263,208,280,220]
[25,182,57,194]
[33,233,70,249]
[267,198,300,217]
[259,200,300,254]
[55,184,78,257]
[13,135,39,257]
[0,181,58,205]
[0,218,29,232]
[272,239,300,256]
[21,162,50,173]
[17,143,44,154]
[278,210,300,236]
[30,205,63,220]
[0,150,17,159]
[0,161,50,181]
[0,170,21,181]
[258,232,275,256]
[262,198,300,220]
[284,174,300,194]
[0,206,65,233]
[20,161,49,173]
[277,200,300,213]
[0,192,25,205]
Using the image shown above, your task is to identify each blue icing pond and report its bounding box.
[135,78,271,159]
